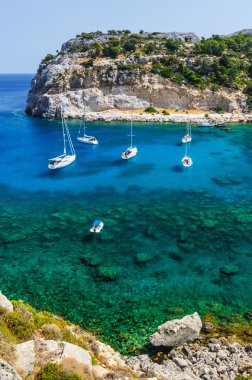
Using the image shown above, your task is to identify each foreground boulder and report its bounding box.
[0,358,22,380]
[14,340,35,376]
[149,312,202,347]
[0,291,13,312]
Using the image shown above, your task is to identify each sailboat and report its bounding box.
[121,112,138,160]
[77,101,98,145]
[48,113,76,170]
[182,124,192,143]
[181,142,193,167]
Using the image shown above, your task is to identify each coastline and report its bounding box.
[0,294,251,380]
[66,109,252,124]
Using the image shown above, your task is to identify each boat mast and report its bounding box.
[130,107,133,148]
[83,96,86,137]
[65,120,75,156]
[62,110,66,155]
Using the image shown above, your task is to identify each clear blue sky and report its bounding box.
[0,0,251,73]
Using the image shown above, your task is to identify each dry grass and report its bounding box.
[61,358,94,380]
[0,339,16,365]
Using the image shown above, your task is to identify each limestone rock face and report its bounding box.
[14,340,35,376]
[26,53,247,118]
[0,291,13,312]
[0,358,22,380]
[149,312,202,347]
[59,341,92,369]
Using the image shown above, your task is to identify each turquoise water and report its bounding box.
[0,74,252,352]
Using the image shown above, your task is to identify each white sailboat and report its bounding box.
[48,113,76,170]
[77,101,98,145]
[121,112,138,160]
[182,124,192,143]
[181,142,193,167]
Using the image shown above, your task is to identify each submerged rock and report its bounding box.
[134,252,153,264]
[149,312,202,347]
[211,175,241,186]
[97,266,118,281]
[80,253,102,267]
[220,264,239,275]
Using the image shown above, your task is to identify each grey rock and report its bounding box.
[226,29,252,37]
[59,341,92,369]
[208,343,221,352]
[0,291,13,312]
[217,365,227,374]
[173,357,188,368]
[217,350,228,360]
[0,358,22,380]
[182,346,192,357]
[14,340,35,375]
[37,339,60,354]
[202,322,214,333]
[149,313,202,347]
[92,365,109,379]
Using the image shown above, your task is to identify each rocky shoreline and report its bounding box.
[78,110,252,125]
[0,292,251,380]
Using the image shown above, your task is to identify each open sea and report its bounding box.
[0,74,252,353]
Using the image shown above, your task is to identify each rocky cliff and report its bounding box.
[26,31,250,119]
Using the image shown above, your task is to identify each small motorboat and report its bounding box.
[122,146,138,160]
[90,220,104,233]
[181,155,193,167]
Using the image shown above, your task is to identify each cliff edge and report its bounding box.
[26,30,252,119]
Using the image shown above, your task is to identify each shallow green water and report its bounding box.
[1,188,252,352]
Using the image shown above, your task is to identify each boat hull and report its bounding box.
[48,155,76,169]
[90,222,104,233]
[182,135,192,143]
[121,147,138,160]
[77,136,98,145]
[181,156,193,167]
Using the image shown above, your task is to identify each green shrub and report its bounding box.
[80,32,94,39]
[116,63,139,71]
[213,104,225,113]
[3,310,35,341]
[165,39,182,52]
[123,38,138,52]
[41,54,54,64]
[103,45,121,58]
[143,44,156,54]
[144,107,158,113]
[162,110,170,115]
[35,363,81,380]
[235,375,252,380]
[80,59,93,68]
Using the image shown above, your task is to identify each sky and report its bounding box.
[0,0,252,73]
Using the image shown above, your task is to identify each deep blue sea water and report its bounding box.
[0,74,252,352]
